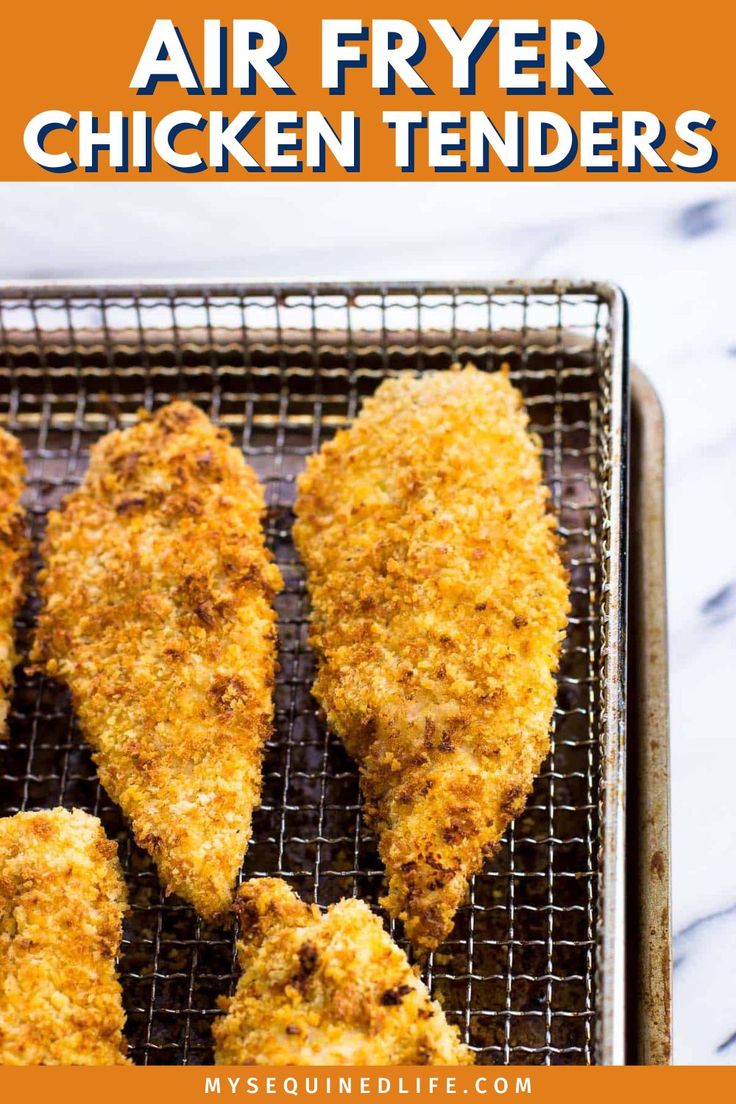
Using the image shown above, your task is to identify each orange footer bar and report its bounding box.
[1,1067,734,1104]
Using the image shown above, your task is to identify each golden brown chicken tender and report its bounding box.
[0,807,128,1065]
[0,427,28,737]
[293,366,569,952]
[213,878,472,1065]
[31,402,283,920]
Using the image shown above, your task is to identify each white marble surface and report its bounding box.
[1,181,735,1064]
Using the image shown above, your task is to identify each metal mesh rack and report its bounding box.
[0,280,627,1066]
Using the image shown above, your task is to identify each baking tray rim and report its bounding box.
[627,367,672,1065]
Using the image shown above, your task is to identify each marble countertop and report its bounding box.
[1,181,734,1064]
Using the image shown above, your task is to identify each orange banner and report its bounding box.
[1,1,734,180]
[3,1067,736,1103]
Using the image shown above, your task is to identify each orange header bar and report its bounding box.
[1,1,734,180]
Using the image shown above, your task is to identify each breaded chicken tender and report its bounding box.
[293,366,569,952]
[31,403,283,919]
[0,807,128,1065]
[213,878,471,1065]
[0,428,28,737]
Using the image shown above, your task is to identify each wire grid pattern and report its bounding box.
[0,283,612,1066]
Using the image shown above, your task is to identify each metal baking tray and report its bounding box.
[0,279,633,1065]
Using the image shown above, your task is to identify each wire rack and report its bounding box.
[0,280,626,1066]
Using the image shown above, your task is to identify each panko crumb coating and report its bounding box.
[213,877,472,1065]
[31,402,283,920]
[0,807,128,1065]
[0,427,29,737]
[293,366,570,952]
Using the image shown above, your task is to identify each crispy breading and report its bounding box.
[293,366,570,952]
[31,402,283,920]
[213,877,472,1065]
[0,427,28,737]
[0,807,128,1065]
